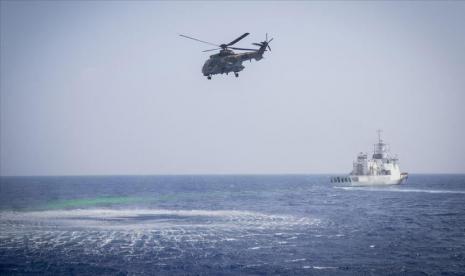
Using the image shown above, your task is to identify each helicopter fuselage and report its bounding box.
[201,47,266,78]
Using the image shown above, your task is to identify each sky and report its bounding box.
[1,1,464,176]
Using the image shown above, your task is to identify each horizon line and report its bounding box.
[1,172,465,178]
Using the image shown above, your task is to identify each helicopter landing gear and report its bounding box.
[207,75,211,80]
[234,72,239,77]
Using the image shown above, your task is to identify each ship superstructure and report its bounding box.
[331,130,408,185]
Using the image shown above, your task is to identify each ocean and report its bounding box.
[1,175,464,275]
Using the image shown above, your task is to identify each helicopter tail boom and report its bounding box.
[254,44,267,60]
[252,33,273,61]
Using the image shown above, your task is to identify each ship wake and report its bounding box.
[337,186,465,194]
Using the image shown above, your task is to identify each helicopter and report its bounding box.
[179,33,273,79]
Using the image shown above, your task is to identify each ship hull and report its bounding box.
[349,175,408,186]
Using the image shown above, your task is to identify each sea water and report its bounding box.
[1,175,464,275]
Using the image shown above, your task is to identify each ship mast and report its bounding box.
[373,129,387,159]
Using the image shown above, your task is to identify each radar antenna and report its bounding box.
[377,129,383,143]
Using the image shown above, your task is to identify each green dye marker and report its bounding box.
[45,196,147,210]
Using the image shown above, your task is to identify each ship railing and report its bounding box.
[330,176,353,183]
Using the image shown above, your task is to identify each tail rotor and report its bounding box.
[253,33,273,52]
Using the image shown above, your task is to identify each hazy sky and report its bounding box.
[1,1,464,175]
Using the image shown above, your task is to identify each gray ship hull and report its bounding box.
[330,173,408,186]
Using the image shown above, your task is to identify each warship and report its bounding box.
[331,130,408,186]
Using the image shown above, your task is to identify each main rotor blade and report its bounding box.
[230,47,258,51]
[202,48,221,52]
[227,33,250,46]
[179,34,219,47]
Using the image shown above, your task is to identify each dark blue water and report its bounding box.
[1,175,464,275]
